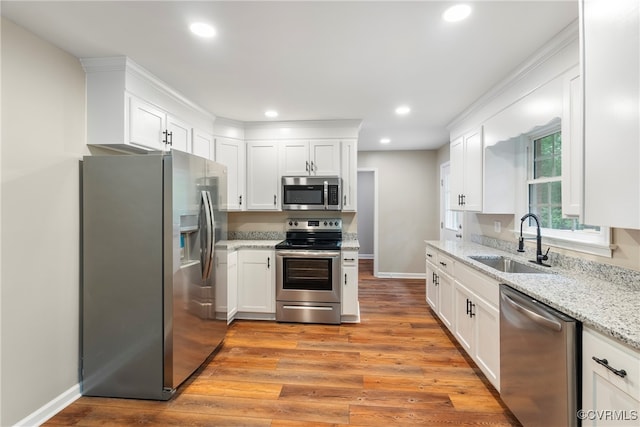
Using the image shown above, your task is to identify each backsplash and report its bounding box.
[471,234,640,289]
[227,231,358,241]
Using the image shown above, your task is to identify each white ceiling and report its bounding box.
[1,1,578,151]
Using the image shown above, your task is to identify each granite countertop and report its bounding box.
[426,240,640,351]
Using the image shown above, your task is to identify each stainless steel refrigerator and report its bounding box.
[81,150,227,400]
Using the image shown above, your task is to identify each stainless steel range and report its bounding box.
[275,218,342,324]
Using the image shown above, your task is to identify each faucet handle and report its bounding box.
[541,247,550,261]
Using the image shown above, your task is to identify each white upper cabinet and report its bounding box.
[246,141,280,210]
[582,0,640,229]
[340,139,357,212]
[561,66,583,218]
[192,128,214,160]
[82,57,215,154]
[450,127,483,212]
[215,137,246,211]
[280,140,341,176]
[166,115,192,153]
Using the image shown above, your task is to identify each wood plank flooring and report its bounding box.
[46,259,520,426]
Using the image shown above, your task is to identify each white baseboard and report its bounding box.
[14,383,81,427]
[358,254,374,259]
[376,272,426,279]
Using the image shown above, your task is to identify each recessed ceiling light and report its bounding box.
[380,138,391,144]
[395,105,411,115]
[265,110,278,118]
[190,22,216,38]
[442,4,472,23]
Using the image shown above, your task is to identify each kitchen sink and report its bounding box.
[468,256,550,274]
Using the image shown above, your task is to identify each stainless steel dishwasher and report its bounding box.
[500,285,580,427]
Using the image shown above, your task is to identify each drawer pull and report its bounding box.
[592,356,627,378]
[427,253,433,258]
[439,261,447,267]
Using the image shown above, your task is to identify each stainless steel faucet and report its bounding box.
[518,213,551,267]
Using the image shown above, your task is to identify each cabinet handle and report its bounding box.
[310,160,315,172]
[439,261,447,267]
[466,299,471,315]
[239,195,242,205]
[274,195,277,206]
[461,194,466,206]
[168,131,173,146]
[344,273,347,285]
[267,257,270,269]
[344,195,347,205]
[435,275,439,286]
[592,357,627,378]
[162,130,168,144]
[306,161,310,172]
[344,258,355,262]
[470,302,475,318]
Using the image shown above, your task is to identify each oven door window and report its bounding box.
[282,257,333,291]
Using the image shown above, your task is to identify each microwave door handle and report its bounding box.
[324,180,328,210]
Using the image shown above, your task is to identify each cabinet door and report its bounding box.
[437,272,455,333]
[237,250,275,313]
[227,251,238,322]
[425,261,438,312]
[449,136,465,210]
[473,296,500,390]
[192,128,214,160]
[247,141,280,210]
[215,137,246,211]
[167,115,191,153]
[128,96,167,151]
[341,250,359,317]
[561,67,583,218]
[583,0,640,229]
[463,128,483,212]
[453,281,474,353]
[280,140,310,175]
[310,140,341,176]
[341,139,358,211]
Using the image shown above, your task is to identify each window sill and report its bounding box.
[513,230,615,258]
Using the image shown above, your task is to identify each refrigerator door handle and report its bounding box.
[199,190,215,280]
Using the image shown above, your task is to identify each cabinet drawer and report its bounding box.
[437,253,455,276]
[584,327,640,401]
[455,262,499,307]
[342,251,358,267]
[425,247,437,263]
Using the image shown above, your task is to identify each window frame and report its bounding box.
[520,123,612,257]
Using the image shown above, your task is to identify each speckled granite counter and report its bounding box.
[426,240,640,351]
[340,238,360,250]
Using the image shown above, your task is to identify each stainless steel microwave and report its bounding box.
[281,176,342,211]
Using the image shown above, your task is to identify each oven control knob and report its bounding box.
[288,221,293,226]
[294,221,298,226]
[324,221,328,226]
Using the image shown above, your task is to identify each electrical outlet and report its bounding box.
[494,221,501,233]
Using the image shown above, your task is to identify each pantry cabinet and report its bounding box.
[246,141,280,211]
[450,127,483,212]
[237,249,275,316]
[215,137,246,211]
[279,140,341,176]
[341,250,359,321]
[582,327,640,426]
[582,0,640,229]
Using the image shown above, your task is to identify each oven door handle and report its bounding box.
[276,250,341,258]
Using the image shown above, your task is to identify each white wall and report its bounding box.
[358,150,439,276]
[1,18,87,425]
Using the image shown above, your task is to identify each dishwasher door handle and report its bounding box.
[501,293,562,332]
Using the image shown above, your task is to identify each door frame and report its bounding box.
[357,168,379,277]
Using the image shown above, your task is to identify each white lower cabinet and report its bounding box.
[227,250,238,322]
[425,245,500,391]
[237,249,275,317]
[341,250,359,321]
[582,327,640,426]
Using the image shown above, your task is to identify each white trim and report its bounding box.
[13,384,81,427]
[515,229,614,258]
[358,254,374,259]
[377,272,426,280]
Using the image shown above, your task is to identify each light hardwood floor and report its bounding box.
[46,259,520,426]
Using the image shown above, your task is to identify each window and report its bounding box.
[523,124,610,255]
[442,163,461,233]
